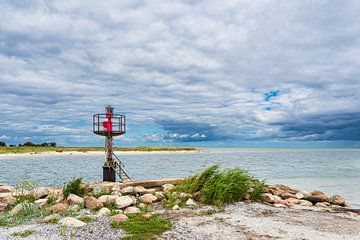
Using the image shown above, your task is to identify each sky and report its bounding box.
[0,0,360,147]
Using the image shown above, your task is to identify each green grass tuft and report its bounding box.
[0,202,46,227]
[177,165,265,206]
[111,214,172,240]
[63,178,84,198]
[11,230,35,238]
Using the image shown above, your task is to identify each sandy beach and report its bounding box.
[0,150,202,158]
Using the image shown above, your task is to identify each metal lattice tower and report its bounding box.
[93,105,130,182]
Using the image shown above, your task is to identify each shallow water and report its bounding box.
[0,148,359,208]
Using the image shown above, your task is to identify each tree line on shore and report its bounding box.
[0,141,57,147]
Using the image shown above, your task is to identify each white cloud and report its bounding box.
[0,0,360,144]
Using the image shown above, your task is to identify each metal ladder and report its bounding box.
[111,152,131,181]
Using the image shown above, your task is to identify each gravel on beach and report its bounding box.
[1,203,359,240]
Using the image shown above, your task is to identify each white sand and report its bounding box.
[0,150,202,158]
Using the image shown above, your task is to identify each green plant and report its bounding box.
[15,180,38,203]
[63,178,84,198]
[177,165,265,206]
[0,201,46,227]
[162,193,186,210]
[78,216,93,223]
[93,189,111,198]
[48,218,59,224]
[111,214,172,240]
[47,196,56,206]
[11,230,35,238]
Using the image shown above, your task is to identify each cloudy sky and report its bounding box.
[0,0,360,147]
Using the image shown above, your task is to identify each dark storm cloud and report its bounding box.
[274,112,360,141]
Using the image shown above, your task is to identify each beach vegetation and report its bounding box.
[177,165,266,206]
[15,180,38,203]
[0,146,198,154]
[111,213,172,240]
[0,201,46,227]
[11,230,35,238]
[63,178,85,198]
[162,193,186,210]
[46,196,57,206]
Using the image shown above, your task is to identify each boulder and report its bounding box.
[115,196,134,209]
[172,204,180,210]
[304,194,329,204]
[98,207,111,216]
[280,192,297,200]
[178,192,192,200]
[121,186,134,195]
[295,191,311,199]
[34,187,49,199]
[0,203,8,212]
[98,195,117,205]
[35,198,48,208]
[311,190,325,195]
[0,192,16,204]
[133,186,147,195]
[299,200,313,207]
[138,203,146,209]
[284,198,300,206]
[124,206,141,214]
[145,188,157,194]
[84,196,103,210]
[42,214,60,223]
[273,195,284,204]
[330,195,345,206]
[261,193,275,203]
[315,202,330,208]
[267,185,297,196]
[59,217,86,228]
[91,182,117,195]
[50,203,69,213]
[0,185,14,193]
[48,189,64,202]
[140,194,157,204]
[112,214,128,221]
[67,194,84,206]
[69,204,81,212]
[154,191,165,200]
[162,184,176,192]
[186,198,198,207]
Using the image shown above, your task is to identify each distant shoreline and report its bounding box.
[0,146,201,157]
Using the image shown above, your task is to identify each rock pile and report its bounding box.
[0,179,349,229]
[262,185,346,208]
[0,178,196,228]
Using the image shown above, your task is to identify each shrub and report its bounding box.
[63,178,84,198]
[177,165,265,206]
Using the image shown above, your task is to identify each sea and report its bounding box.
[0,148,359,208]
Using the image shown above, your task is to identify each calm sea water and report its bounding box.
[0,148,359,208]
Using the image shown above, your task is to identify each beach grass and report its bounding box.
[0,146,198,154]
[176,165,266,206]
